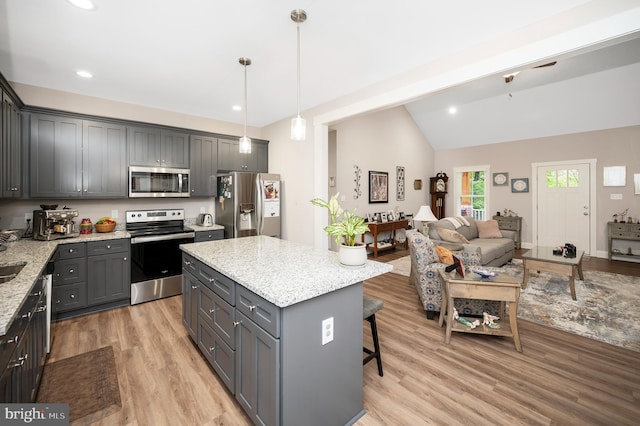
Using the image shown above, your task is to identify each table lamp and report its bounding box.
[414,205,438,236]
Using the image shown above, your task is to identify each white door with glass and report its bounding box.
[534,161,594,254]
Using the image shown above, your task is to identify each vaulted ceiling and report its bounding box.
[1,0,639,150]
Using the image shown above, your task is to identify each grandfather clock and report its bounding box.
[430,172,448,219]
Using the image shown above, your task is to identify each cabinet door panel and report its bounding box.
[198,319,235,393]
[235,312,279,426]
[30,114,83,197]
[128,126,161,166]
[52,257,87,286]
[162,131,189,168]
[83,120,127,197]
[87,251,130,306]
[190,135,216,196]
[52,283,88,313]
[2,93,22,198]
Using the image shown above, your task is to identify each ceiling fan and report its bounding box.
[504,61,557,83]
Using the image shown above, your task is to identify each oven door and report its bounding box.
[130,232,194,304]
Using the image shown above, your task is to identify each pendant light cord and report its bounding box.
[296,23,301,116]
[244,62,248,136]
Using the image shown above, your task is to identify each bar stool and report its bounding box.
[363,296,384,377]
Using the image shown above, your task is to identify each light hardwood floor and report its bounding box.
[46,248,640,425]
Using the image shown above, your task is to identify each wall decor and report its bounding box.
[369,171,388,203]
[414,179,422,190]
[603,166,626,186]
[396,166,405,201]
[511,178,529,193]
[493,172,509,186]
[353,165,362,199]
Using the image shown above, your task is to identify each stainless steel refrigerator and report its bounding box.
[215,172,281,239]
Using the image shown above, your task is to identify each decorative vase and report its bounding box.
[339,243,367,267]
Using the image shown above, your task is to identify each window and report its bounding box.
[454,166,489,220]
[546,169,579,188]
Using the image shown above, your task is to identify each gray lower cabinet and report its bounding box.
[182,270,199,340]
[87,239,130,305]
[30,113,127,198]
[217,137,268,173]
[194,229,224,242]
[190,134,217,196]
[0,276,46,403]
[53,239,130,318]
[1,90,22,198]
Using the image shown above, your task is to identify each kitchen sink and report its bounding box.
[0,262,26,284]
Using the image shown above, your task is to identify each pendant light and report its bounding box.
[239,57,252,154]
[290,9,307,141]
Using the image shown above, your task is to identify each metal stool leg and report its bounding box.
[363,313,383,377]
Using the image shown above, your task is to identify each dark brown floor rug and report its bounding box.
[36,345,121,425]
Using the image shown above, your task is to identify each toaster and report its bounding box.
[197,213,213,227]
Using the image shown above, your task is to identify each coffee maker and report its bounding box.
[33,209,80,240]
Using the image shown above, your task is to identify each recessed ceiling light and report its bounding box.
[448,106,457,115]
[68,0,96,11]
[232,105,242,111]
[76,70,93,78]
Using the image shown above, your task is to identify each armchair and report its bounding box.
[406,230,499,320]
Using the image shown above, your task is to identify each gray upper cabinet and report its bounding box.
[30,114,127,198]
[128,126,189,168]
[1,91,22,198]
[83,120,128,197]
[217,138,268,173]
[190,134,217,196]
[30,114,83,198]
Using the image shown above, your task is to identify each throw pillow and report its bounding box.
[476,220,502,238]
[435,245,454,264]
[437,228,470,244]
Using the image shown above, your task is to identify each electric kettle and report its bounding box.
[197,213,213,227]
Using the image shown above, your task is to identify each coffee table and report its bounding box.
[522,246,584,300]
[438,269,523,352]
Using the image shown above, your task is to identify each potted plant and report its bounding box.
[311,193,370,266]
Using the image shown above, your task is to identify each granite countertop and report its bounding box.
[180,236,393,308]
[187,224,224,232]
[0,231,130,336]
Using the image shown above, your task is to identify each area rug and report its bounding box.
[386,256,640,352]
[37,346,121,424]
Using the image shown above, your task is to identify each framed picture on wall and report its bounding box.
[369,171,388,203]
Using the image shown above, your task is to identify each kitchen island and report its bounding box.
[180,236,392,426]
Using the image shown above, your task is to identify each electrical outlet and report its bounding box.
[111,210,118,219]
[322,317,334,345]
[25,212,32,222]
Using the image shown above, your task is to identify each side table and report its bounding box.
[438,269,523,352]
[493,215,522,249]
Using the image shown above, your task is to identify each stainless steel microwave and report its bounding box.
[129,166,190,198]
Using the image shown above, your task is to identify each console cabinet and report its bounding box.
[493,215,522,249]
[608,222,640,263]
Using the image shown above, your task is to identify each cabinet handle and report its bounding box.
[69,249,74,253]
[56,300,61,304]
[21,312,31,320]
[69,269,74,274]
[249,305,256,312]
[36,306,47,313]
[184,261,191,265]
[209,308,215,314]
[191,285,198,290]
[107,245,111,249]
[208,278,215,283]
[123,257,127,261]
[70,294,75,299]
[233,321,241,327]
[84,188,88,192]
[7,335,19,344]
[209,346,215,352]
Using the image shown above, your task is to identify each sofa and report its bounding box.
[427,216,516,266]
[407,229,499,320]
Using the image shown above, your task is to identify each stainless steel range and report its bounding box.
[126,209,194,305]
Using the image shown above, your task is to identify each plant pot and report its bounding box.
[339,243,367,267]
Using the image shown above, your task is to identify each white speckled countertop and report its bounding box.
[180,236,393,308]
[0,231,130,336]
